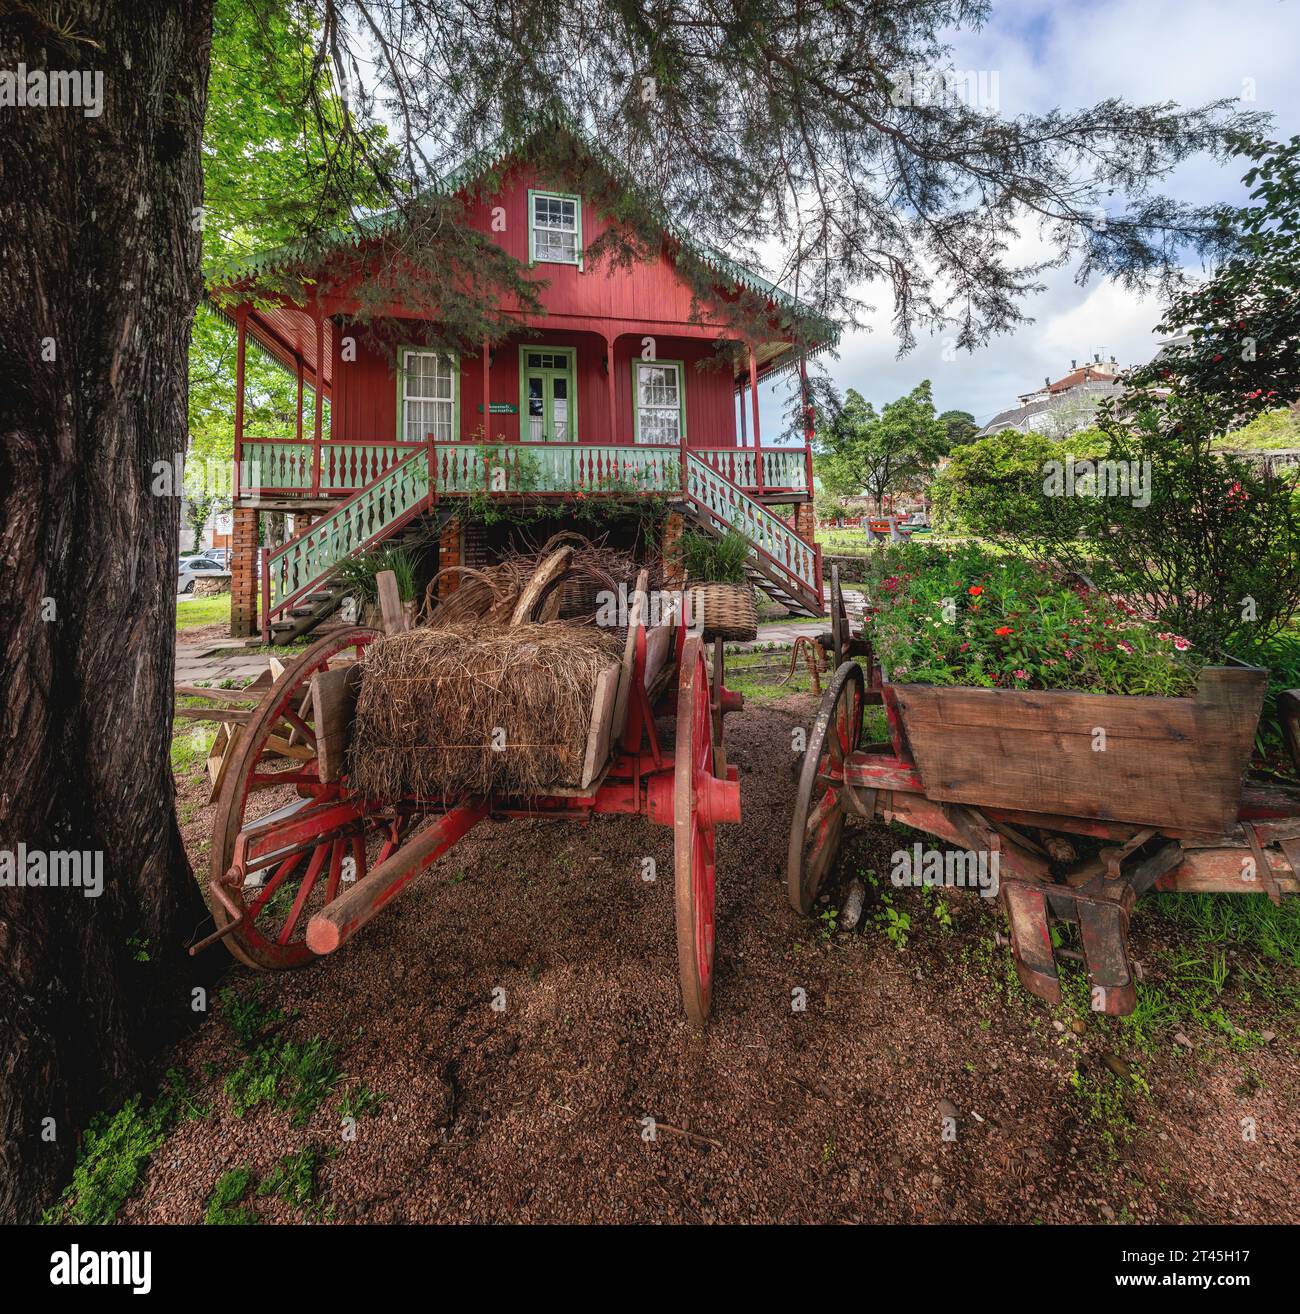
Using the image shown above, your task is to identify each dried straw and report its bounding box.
[346,623,622,799]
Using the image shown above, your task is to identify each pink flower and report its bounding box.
[1116,641,1134,654]
[1173,637,1192,651]
[1013,669,1029,680]
[1157,632,1173,641]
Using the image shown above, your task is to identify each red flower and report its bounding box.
[994,625,1014,636]
[968,585,984,596]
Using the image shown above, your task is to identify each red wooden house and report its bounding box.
[211,130,835,640]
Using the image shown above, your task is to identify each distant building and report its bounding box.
[975,355,1127,439]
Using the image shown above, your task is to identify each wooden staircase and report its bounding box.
[681,453,821,617]
[265,517,440,644]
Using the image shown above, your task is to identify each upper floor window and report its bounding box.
[530,191,582,266]
[400,349,457,442]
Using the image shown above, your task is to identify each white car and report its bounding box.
[178,555,231,594]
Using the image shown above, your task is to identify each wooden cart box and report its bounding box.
[889,664,1267,834]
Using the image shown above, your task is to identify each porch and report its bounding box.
[226,310,815,508]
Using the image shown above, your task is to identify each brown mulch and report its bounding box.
[139,687,1299,1225]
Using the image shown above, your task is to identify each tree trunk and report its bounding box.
[0,0,215,1222]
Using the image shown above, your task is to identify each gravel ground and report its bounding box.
[131,680,1300,1225]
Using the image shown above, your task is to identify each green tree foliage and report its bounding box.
[931,428,1105,534]
[816,382,948,512]
[1216,406,1300,451]
[186,0,365,538]
[1131,136,1300,418]
[938,409,979,447]
[214,0,1267,376]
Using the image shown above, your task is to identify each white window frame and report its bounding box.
[398,348,458,443]
[632,359,686,446]
[529,190,583,268]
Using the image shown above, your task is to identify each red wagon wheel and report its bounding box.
[208,626,387,970]
[787,660,864,915]
[674,635,722,1026]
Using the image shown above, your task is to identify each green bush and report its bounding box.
[677,527,750,583]
[931,399,1300,653]
[334,542,421,604]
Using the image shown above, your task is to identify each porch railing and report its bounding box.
[238,437,811,500]
[240,438,424,497]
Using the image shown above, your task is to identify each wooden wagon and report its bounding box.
[194,568,743,1025]
[789,567,1300,1014]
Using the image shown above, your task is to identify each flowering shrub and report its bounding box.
[859,544,1203,696]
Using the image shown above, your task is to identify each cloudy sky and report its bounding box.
[756,0,1300,441]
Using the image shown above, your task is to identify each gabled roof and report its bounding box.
[207,115,839,366]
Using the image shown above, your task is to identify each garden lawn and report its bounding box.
[177,593,231,632]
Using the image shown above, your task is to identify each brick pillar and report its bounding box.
[661,511,686,586]
[231,506,259,637]
[437,518,462,598]
[794,502,816,544]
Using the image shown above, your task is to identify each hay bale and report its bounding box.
[346,624,621,799]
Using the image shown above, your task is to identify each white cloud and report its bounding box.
[758,0,1299,443]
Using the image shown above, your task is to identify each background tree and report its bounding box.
[817,382,949,513]
[1130,135,1300,418]
[938,409,980,447]
[0,0,1275,1220]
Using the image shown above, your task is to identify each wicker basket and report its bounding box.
[686,581,758,642]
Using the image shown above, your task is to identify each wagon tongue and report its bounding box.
[1001,879,1138,1016]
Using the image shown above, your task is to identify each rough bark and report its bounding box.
[0,0,215,1221]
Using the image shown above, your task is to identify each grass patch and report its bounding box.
[44,1069,209,1224]
[339,1081,387,1121]
[204,1166,258,1225]
[170,720,212,778]
[219,984,340,1126]
[258,1147,330,1213]
[176,593,231,632]
[1069,1063,1149,1159]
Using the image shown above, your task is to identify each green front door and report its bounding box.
[520,348,576,441]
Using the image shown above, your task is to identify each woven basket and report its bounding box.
[559,575,603,619]
[686,581,758,642]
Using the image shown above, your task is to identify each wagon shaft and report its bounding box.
[306,803,487,954]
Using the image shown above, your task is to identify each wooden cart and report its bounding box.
[195,571,743,1025]
[789,571,1300,1015]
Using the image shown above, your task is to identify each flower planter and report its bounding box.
[884,662,1268,833]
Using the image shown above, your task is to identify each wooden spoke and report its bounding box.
[787,661,865,915]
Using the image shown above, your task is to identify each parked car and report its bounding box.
[199,547,231,567]
[178,555,230,594]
